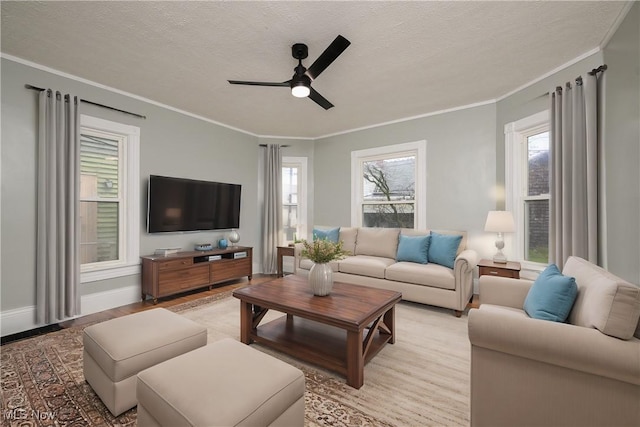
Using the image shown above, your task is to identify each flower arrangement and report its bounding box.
[300,238,350,264]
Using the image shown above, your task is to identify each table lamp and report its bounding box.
[484,210,515,263]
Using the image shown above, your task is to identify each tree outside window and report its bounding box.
[362,156,415,228]
[351,141,426,229]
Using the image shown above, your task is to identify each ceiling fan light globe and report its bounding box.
[291,84,310,98]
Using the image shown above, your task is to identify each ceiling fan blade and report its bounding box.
[308,87,334,110]
[228,80,290,87]
[306,35,351,80]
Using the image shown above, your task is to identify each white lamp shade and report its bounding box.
[484,210,515,233]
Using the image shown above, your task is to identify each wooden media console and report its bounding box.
[141,246,252,303]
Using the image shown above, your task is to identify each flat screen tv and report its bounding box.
[147,175,241,233]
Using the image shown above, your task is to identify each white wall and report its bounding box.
[602,2,640,285]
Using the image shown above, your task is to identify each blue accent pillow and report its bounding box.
[524,264,578,322]
[428,232,463,269]
[396,234,430,264]
[313,227,340,243]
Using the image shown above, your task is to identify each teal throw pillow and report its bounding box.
[524,264,578,322]
[428,232,462,269]
[396,234,430,264]
[313,227,340,243]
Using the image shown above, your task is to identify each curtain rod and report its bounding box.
[553,64,608,92]
[25,84,146,119]
[588,64,607,76]
[259,144,290,147]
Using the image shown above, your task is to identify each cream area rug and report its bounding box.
[174,295,471,427]
[0,292,470,426]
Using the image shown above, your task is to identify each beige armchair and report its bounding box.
[468,256,640,427]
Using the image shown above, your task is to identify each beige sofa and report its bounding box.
[294,227,478,316]
[468,256,640,427]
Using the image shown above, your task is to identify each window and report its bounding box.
[80,115,140,282]
[351,141,426,228]
[505,111,550,269]
[282,156,307,243]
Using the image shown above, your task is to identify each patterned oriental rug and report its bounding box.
[0,291,471,426]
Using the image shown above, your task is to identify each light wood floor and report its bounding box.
[59,278,480,328]
[58,274,275,329]
[4,275,478,344]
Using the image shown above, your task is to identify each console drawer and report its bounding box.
[210,258,251,283]
[158,264,209,295]
[158,257,193,271]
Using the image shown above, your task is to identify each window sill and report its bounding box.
[519,260,547,280]
[81,263,141,283]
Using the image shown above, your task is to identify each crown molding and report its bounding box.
[0,40,618,141]
[0,53,260,138]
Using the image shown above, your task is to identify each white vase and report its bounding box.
[308,263,333,296]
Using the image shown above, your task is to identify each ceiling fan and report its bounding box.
[228,35,351,110]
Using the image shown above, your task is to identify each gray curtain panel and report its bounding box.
[549,71,605,267]
[36,89,81,324]
[262,144,282,274]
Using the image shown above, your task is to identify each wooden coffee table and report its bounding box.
[232,275,402,389]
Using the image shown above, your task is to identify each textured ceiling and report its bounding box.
[0,1,629,138]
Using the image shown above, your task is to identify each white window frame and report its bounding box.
[351,140,427,228]
[505,110,549,274]
[80,115,140,283]
[282,156,308,243]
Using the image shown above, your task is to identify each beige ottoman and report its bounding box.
[136,338,305,427]
[83,308,207,416]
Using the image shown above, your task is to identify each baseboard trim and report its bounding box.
[1,285,140,337]
[1,305,38,338]
[80,285,140,316]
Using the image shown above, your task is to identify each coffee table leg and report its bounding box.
[385,305,396,344]
[346,330,364,389]
[240,301,253,344]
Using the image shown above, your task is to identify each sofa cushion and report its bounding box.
[400,228,432,237]
[396,234,430,264]
[430,229,467,256]
[385,262,455,290]
[313,227,339,243]
[564,256,640,340]
[428,232,463,269]
[355,227,400,259]
[338,255,396,279]
[339,227,358,255]
[524,264,578,322]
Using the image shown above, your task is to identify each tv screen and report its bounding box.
[147,175,241,233]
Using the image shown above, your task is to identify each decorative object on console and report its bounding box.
[154,248,180,256]
[218,239,228,250]
[484,210,515,263]
[228,229,240,246]
[194,243,213,251]
[300,238,349,296]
